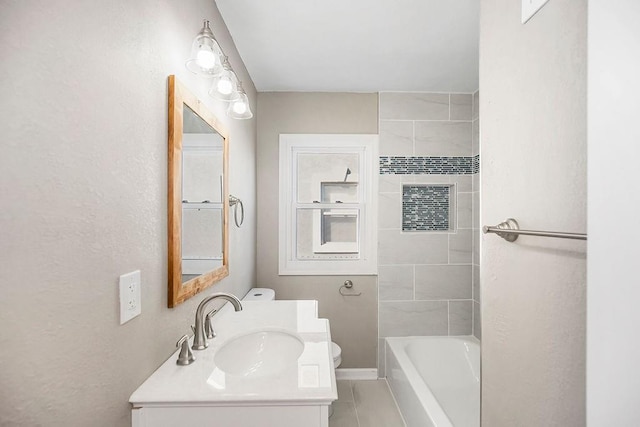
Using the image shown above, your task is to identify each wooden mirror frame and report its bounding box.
[168,75,229,307]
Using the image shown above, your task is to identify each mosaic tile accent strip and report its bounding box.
[380,155,480,175]
[402,185,451,231]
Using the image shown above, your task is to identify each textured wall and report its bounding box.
[0,1,257,426]
[376,92,477,376]
[587,1,640,425]
[480,0,587,425]
[256,92,379,369]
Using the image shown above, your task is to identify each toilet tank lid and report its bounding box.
[242,288,275,301]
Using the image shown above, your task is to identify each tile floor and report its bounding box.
[330,379,406,427]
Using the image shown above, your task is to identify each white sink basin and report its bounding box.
[214,330,304,378]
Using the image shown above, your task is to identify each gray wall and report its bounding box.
[0,2,257,426]
[256,92,378,368]
[376,92,477,376]
[588,1,640,425]
[480,0,587,425]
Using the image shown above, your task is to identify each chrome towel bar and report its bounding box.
[483,218,587,242]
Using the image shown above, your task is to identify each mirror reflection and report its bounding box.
[181,106,225,283]
[168,75,229,308]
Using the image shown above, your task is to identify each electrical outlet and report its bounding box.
[522,0,550,24]
[119,270,141,324]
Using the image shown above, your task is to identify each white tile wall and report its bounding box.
[379,92,449,120]
[378,193,402,229]
[378,265,414,301]
[457,192,473,229]
[379,120,413,156]
[378,230,449,265]
[472,119,480,156]
[379,301,449,337]
[415,265,473,300]
[449,229,473,263]
[451,94,473,120]
[450,300,473,335]
[472,90,481,340]
[414,121,473,156]
[377,92,479,375]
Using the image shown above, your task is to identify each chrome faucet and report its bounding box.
[192,293,243,350]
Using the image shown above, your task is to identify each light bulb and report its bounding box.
[186,21,223,77]
[196,48,217,70]
[226,83,252,119]
[216,78,233,95]
[232,101,247,115]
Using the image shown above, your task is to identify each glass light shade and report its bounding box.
[185,20,223,78]
[227,85,253,120]
[208,57,241,101]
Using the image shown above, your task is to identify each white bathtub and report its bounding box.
[385,336,480,427]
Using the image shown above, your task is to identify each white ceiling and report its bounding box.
[215,0,479,93]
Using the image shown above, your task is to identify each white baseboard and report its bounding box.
[335,368,378,381]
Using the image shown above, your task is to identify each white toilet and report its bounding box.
[331,342,342,368]
[242,287,276,301]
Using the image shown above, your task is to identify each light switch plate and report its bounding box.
[522,0,550,24]
[119,270,141,324]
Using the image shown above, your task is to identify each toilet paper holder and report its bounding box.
[339,280,361,296]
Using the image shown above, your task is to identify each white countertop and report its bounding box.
[130,300,337,407]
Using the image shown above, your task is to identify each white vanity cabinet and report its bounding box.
[130,301,336,427]
[132,404,329,427]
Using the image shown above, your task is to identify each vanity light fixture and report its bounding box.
[226,82,253,120]
[185,20,224,78]
[208,56,241,101]
[186,19,253,120]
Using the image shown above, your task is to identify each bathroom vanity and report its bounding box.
[129,300,336,427]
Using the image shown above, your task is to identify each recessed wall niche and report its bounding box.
[402,184,455,232]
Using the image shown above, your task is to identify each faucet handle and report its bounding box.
[176,334,196,366]
[204,309,218,339]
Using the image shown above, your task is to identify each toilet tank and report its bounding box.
[242,288,275,301]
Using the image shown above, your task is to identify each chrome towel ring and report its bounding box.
[229,194,245,227]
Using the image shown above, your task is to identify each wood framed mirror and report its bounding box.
[168,75,229,307]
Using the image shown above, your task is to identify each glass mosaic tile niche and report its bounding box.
[402,184,453,231]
